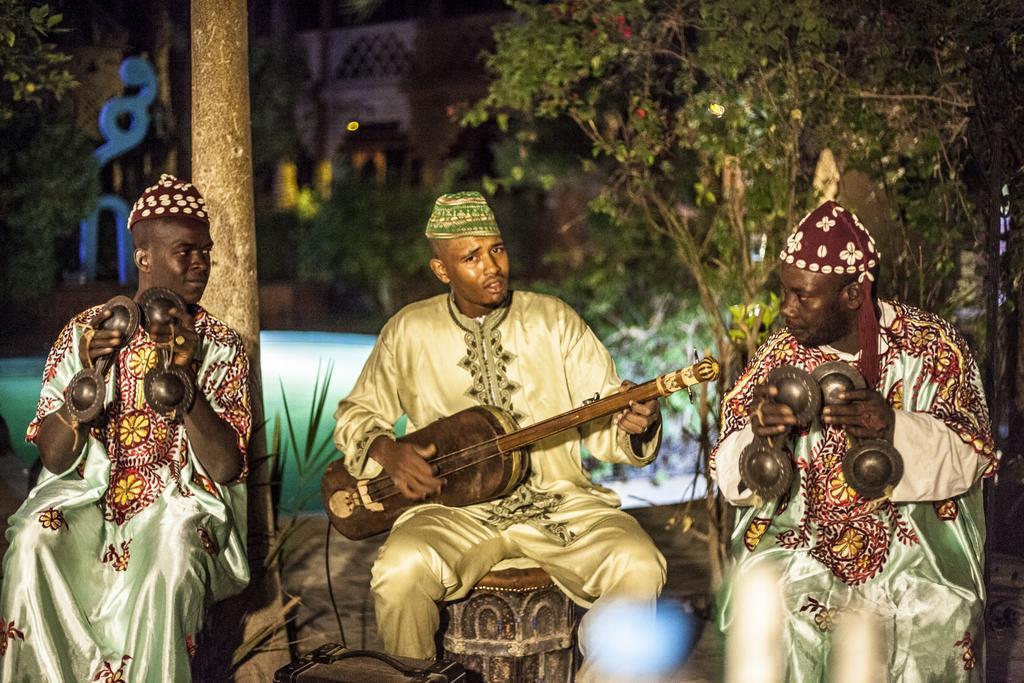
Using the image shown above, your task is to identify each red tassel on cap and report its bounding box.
[857,277,880,389]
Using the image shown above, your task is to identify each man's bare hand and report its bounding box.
[615,380,661,435]
[370,438,444,500]
[78,308,122,366]
[748,383,799,438]
[822,388,895,442]
[149,306,200,367]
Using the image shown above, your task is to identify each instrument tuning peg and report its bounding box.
[687,349,698,402]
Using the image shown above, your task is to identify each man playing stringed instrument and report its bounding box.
[332,191,667,678]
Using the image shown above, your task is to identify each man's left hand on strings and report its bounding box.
[616,380,661,435]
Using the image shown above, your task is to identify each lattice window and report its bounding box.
[336,33,412,80]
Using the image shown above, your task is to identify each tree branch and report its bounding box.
[855,90,971,109]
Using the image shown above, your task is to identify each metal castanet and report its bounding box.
[812,361,866,407]
[138,287,197,420]
[842,438,904,499]
[66,295,141,423]
[322,355,721,540]
[814,361,904,499]
[144,365,197,421]
[738,365,820,500]
[139,286,187,332]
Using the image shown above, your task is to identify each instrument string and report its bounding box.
[361,432,508,497]
[360,392,638,498]
[352,360,715,504]
[365,445,523,504]
[360,390,638,498]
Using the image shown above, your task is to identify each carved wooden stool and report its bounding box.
[443,560,576,682]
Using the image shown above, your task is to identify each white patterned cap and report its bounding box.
[129,174,209,229]
[779,200,879,282]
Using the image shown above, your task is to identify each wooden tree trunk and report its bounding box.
[191,1,290,679]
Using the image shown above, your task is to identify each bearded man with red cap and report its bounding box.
[0,175,251,681]
[711,200,996,680]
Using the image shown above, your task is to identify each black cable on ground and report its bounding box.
[324,520,347,647]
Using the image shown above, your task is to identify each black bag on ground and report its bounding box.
[273,643,467,683]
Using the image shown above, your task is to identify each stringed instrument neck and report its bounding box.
[322,354,721,540]
[495,355,720,453]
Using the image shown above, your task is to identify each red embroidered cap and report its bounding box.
[779,200,879,279]
[780,200,882,387]
[128,174,209,229]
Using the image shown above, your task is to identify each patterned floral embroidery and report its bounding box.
[955,631,976,670]
[38,507,66,531]
[934,499,959,521]
[887,380,904,410]
[827,470,857,504]
[457,328,522,420]
[185,634,197,659]
[150,419,169,443]
[44,309,101,384]
[126,347,158,377]
[902,311,996,471]
[486,328,521,411]
[111,469,147,507]
[192,472,218,497]
[830,526,865,559]
[458,330,487,403]
[450,297,522,420]
[28,306,252,525]
[102,540,133,572]
[118,412,151,448]
[94,654,131,682]
[485,486,574,545]
[0,618,25,656]
[195,314,252,479]
[744,517,770,551]
[886,503,919,546]
[800,597,839,632]
[197,527,219,556]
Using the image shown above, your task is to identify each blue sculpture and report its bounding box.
[79,57,157,284]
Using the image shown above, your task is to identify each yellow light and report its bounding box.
[346,121,360,132]
[709,103,726,118]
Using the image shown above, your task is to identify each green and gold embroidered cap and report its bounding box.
[424,191,502,239]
